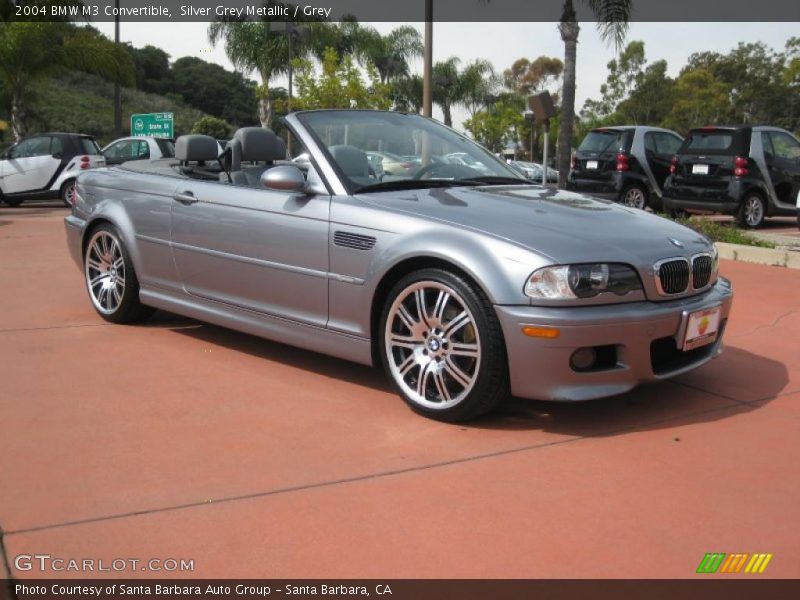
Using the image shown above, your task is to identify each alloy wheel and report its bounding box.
[623,187,646,209]
[384,281,481,410]
[85,230,126,315]
[744,196,764,227]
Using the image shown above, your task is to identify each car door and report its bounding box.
[170,171,331,327]
[1,136,62,193]
[644,132,683,191]
[764,131,800,208]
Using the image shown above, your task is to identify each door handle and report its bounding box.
[173,191,198,205]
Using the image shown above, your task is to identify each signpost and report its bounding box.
[130,113,174,139]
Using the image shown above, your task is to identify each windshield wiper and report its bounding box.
[354,179,470,193]
[455,176,530,185]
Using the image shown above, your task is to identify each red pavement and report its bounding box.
[0,203,798,579]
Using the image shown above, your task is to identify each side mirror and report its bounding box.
[261,165,307,193]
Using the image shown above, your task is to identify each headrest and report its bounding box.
[175,135,219,162]
[329,145,369,177]
[233,127,286,163]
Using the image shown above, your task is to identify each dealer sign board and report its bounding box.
[130,113,174,138]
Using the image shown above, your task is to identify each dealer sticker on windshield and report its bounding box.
[586,160,599,170]
[683,306,722,351]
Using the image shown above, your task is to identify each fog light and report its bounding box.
[570,348,597,371]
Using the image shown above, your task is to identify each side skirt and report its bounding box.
[139,286,375,367]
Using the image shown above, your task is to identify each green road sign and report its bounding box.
[130,112,174,139]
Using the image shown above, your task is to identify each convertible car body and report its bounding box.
[65,110,733,421]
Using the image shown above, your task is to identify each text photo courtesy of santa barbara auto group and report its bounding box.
[1,1,799,599]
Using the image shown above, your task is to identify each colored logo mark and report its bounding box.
[696,553,773,574]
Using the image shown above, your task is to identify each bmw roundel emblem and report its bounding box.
[668,238,685,248]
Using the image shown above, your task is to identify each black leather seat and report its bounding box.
[174,134,222,180]
[225,127,287,187]
[328,145,371,186]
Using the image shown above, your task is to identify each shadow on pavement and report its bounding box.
[167,312,787,438]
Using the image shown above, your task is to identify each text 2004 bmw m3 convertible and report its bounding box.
[65,110,733,421]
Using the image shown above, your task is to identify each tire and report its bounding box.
[736,193,766,229]
[379,268,509,422]
[60,179,76,208]
[84,224,154,324]
[621,184,648,210]
[1,192,23,207]
[665,205,688,219]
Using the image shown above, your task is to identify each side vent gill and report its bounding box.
[334,231,376,251]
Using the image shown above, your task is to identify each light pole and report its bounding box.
[113,0,121,137]
[422,0,433,118]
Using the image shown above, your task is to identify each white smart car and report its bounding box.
[0,132,105,207]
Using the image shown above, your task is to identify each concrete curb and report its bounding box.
[717,242,800,269]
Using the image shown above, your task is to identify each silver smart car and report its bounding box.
[65,110,733,421]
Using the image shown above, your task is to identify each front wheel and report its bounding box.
[737,193,766,229]
[60,179,76,207]
[379,268,509,422]
[621,184,648,210]
[84,224,154,323]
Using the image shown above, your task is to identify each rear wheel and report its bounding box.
[379,268,509,422]
[0,192,23,207]
[60,179,76,208]
[736,193,766,229]
[621,184,648,210]
[84,224,154,323]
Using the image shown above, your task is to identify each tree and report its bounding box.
[661,69,730,134]
[432,57,461,127]
[390,75,424,113]
[208,19,293,129]
[192,116,233,140]
[126,44,171,94]
[359,25,423,85]
[464,99,525,153]
[0,22,134,139]
[556,0,631,187]
[170,57,257,126]
[291,48,391,111]
[459,59,501,118]
[504,56,564,98]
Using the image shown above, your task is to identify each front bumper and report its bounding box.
[495,277,733,402]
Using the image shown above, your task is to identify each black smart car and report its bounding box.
[567,125,684,211]
[663,126,800,228]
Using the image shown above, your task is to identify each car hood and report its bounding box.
[357,185,714,265]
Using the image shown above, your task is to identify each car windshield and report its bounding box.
[295,110,526,192]
[579,130,627,154]
[79,137,101,155]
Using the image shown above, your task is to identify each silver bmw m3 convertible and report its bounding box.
[65,110,733,421]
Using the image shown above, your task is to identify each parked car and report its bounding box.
[511,160,558,183]
[65,110,732,422]
[444,152,493,175]
[366,151,417,176]
[0,132,104,207]
[663,126,800,228]
[102,136,175,166]
[568,126,684,211]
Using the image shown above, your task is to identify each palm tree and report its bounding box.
[0,22,134,140]
[208,20,292,129]
[556,0,631,187]
[390,75,424,113]
[459,59,500,118]
[360,26,423,85]
[432,57,461,127]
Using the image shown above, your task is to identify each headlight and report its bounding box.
[525,263,643,300]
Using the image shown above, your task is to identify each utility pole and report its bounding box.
[113,0,122,137]
[422,0,433,118]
